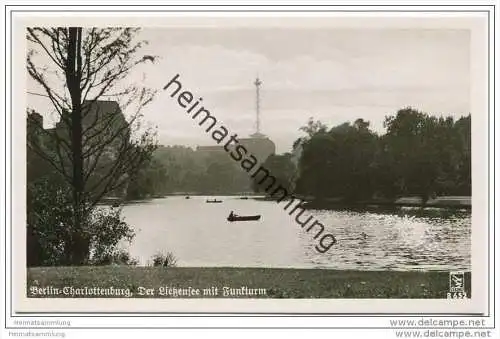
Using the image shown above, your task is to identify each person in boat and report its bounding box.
[227,211,261,221]
[228,210,243,219]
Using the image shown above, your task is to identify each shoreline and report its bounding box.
[255,195,471,210]
[98,195,471,210]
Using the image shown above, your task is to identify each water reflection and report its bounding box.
[120,196,471,271]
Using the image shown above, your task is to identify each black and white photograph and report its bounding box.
[25,21,476,298]
[3,5,495,333]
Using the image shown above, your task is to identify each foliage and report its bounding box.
[382,108,471,201]
[295,118,378,201]
[299,117,328,138]
[27,178,74,266]
[151,145,252,195]
[204,156,251,194]
[292,117,328,150]
[87,207,135,265]
[252,153,296,193]
[27,175,136,266]
[151,252,178,267]
[89,248,139,266]
[126,156,168,200]
[294,108,471,203]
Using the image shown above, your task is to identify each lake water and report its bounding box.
[120,196,471,271]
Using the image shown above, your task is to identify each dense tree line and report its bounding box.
[128,145,253,197]
[132,107,471,203]
[293,108,471,203]
[251,153,297,194]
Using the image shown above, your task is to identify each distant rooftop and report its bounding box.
[249,132,268,139]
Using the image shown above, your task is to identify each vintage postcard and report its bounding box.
[5,7,492,318]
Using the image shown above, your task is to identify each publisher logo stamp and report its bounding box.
[447,271,467,299]
[449,271,465,292]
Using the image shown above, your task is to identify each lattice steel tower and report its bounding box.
[254,77,262,135]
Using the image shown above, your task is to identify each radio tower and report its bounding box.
[254,76,262,136]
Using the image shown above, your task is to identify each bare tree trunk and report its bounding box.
[65,27,88,265]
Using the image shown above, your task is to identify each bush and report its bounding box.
[27,178,136,266]
[89,248,138,266]
[27,178,74,266]
[151,252,178,267]
[87,206,135,265]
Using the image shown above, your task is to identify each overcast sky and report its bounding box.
[28,27,470,153]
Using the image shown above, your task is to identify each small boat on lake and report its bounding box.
[206,199,223,203]
[227,211,261,222]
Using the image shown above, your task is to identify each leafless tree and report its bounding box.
[26,27,158,264]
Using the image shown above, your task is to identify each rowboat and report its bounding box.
[206,199,223,203]
[227,212,261,222]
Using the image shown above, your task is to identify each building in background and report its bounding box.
[195,77,276,162]
[27,100,130,198]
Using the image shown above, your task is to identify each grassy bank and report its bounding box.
[27,267,471,298]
